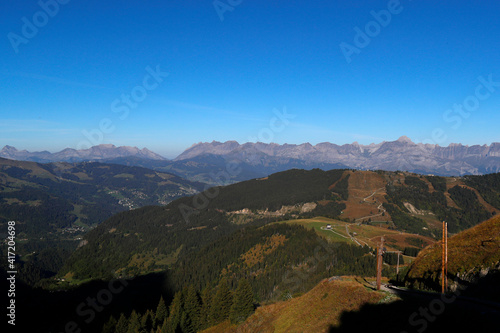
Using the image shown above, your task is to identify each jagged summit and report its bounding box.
[0,144,167,163]
[96,143,116,149]
[173,138,500,176]
[397,135,413,143]
[2,137,500,176]
[1,145,17,151]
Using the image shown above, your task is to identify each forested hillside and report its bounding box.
[0,158,204,286]
[382,173,499,235]
[9,168,500,333]
[97,222,378,333]
[0,158,204,235]
[59,169,500,283]
[59,169,348,281]
[172,223,375,300]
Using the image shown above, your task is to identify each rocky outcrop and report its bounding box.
[175,137,500,176]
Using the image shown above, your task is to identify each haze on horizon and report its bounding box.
[1,1,499,159]
[2,135,500,162]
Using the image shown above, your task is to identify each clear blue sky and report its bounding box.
[1,0,499,158]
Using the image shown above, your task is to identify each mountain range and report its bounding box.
[3,137,500,178]
[0,144,166,162]
[175,137,500,176]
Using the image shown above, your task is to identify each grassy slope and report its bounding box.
[405,214,500,290]
[202,278,386,333]
[274,217,352,243]
[275,217,434,253]
[340,170,391,222]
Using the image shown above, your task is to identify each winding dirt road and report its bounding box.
[354,187,387,223]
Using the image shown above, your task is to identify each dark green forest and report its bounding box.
[199,168,347,211]
[99,277,255,333]
[60,169,349,280]
[384,174,498,234]
[94,219,381,333]
[8,222,382,333]
[464,173,500,209]
[171,223,375,300]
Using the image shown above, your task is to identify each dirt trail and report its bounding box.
[342,171,390,221]
[355,187,387,222]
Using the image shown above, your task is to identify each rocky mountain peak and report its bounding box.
[173,137,500,176]
[1,145,18,154]
[396,136,413,143]
[1,145,17,151]
[94,144,117,149]
[0,144,167,162]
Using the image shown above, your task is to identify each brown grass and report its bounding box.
[240,234,287,267]
[201,278,386,333]
[340,171,391,222]
[407,215,500,280]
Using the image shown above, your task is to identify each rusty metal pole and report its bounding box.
[396,251,400,276]
[442,221,446,294]
[445,222,448,292]
[442,221,444,294]
[376,236,384,290]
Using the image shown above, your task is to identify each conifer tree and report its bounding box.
[154,318,167,333]
[115,313,129,333]
[182,285,202,332]
[180,312,191,333]
[102,315,117,333]
[160,318,167,333]
[127,310,141,333]
[229,278,255,324]
[154,295,168,329]
[166,289,185,333]
[141,309,154,333]
[209,278,233,325]
[199,285,213,329]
